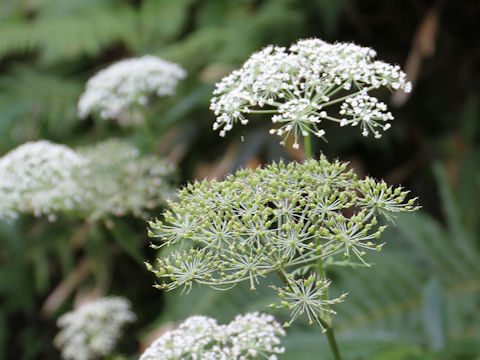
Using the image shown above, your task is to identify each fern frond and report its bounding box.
[0,66,81,143]
[134,0,193,47]
[456,150,480,233]
[333,210,480,343]
[433,163,480,277]
[0,4,139,62]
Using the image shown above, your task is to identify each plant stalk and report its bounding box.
[304,134,312,159]
[303,134,343,360]
[320,319,342,360]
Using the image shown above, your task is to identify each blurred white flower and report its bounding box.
[78,55,186,124]
[0,140,88,219]
[77,139,174,220]
[0,139,174,221]
[140,312,285,360]
[54,296,136,360]
[210,38,411,146]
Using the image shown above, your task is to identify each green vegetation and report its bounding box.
[0,1,479,359]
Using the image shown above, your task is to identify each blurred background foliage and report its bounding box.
[0,0,479,359]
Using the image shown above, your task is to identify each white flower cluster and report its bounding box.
[78,55,186,124]
[211,38,411,147]
[140,312,285,360]
[54,296,136,360]
[0,139,174,221]
[339,93,393,138]
[0,140,88,220]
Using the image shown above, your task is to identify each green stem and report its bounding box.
[276,269,291,289]
[141,111,157,152]
[297,125,343,360]
[317,257,342,359]
[304,134,312,159]
[317,258,326,279]
[247,109,279,114]
[320,319,342,360]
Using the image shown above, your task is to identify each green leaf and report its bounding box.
[422,279,445,350]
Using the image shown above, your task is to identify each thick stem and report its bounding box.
[295,134,343,359]
[317,257,342,359]
[304,134,312,159]
[320,319,342,360]
[317,258,325,278]
[276,270,292,290]
[141,111,157,152]
[316,258,329,303]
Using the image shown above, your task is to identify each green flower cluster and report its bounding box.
[147,156,418,326]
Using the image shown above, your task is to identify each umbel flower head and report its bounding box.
[77,139,175,220]
[211,38,411,148]
[0,140,88,220]
[78,55,186,125]
[0,139,174,221]
[147,156,419,326]
[140,312,285,360]
[54,296,136,360]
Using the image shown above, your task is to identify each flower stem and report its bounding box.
[320,319,342,360]
[317,258,342,360]
[302,138,342,360]
[276,269,292,291]
[248,109,279,114]
[304,134,312,159]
